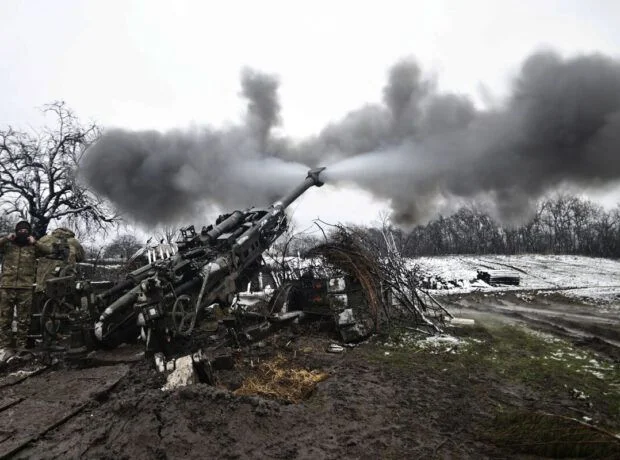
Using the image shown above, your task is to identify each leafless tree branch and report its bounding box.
[0,101,120,237]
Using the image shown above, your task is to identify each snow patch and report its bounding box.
[413,255,620,305]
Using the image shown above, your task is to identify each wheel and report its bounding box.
[171,295,197,336]
[40,297,71,344]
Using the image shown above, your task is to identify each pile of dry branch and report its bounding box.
[307,224,451,335]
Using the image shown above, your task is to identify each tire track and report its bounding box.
[0,364,130,459]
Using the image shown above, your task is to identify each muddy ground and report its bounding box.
[1,291,620,459]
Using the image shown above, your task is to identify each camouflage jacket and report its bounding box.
[35,228,86,293]
[0,236,52,289]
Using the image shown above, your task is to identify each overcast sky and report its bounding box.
[1,0,619,235]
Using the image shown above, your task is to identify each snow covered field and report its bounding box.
[412,254,620,305]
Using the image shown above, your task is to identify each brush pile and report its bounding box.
[307,224,451,336]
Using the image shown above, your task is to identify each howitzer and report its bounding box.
[93,167,326,355]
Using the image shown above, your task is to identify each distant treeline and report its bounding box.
[2,194,619,261]
[364,195,620,258]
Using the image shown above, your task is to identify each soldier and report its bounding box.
[32,227,86,345]
[0,221,51,360]
[36,227,86,288]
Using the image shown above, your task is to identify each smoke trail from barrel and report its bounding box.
[307,51,620,224]
[80,49,620,228]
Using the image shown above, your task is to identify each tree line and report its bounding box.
[94,194,620,263]
[368,195,620,258]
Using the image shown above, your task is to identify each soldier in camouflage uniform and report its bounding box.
[35,227,86,291]
[0,221,51,356]
[31,227,86,344]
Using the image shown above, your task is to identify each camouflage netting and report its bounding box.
[306,228,384,331]
[307,224,451,335]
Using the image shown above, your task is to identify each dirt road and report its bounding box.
[447,291,620,361]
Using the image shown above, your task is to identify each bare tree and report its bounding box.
[0,101,119,237]
[401,193,620,257]
[153,223,181,245]
[103,233,143,260]
[0,214,17,235]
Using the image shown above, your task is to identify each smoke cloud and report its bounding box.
[312,51,620,224]
[80,50,620,228]
[80,67,306,226]
[240,67,281,152]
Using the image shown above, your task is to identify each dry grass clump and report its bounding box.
[233,355,328,403]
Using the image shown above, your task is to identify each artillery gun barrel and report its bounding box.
[205,210,245,242]
[203,167,325,244]
[97,263,153,301]
[275,167,326,211]
[232,167,326,251]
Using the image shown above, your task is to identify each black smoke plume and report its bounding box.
[241,67,281,152]
[80,50,620,227]
[314,51,620,224]
[80,68,307,226]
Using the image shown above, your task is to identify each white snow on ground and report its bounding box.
[382,331,617,380]
[411,254,620,305]
[533,331,617,380]
[382,332,484,354]
[265,254,619,305]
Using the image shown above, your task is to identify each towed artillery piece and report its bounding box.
[38,167,327,359]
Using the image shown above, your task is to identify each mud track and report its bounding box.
[2,339,511,459]
[0,291,618,459]
[449,291,620,361]
[0,364,129,458]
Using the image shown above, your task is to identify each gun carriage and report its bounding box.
[36,167,326,359]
